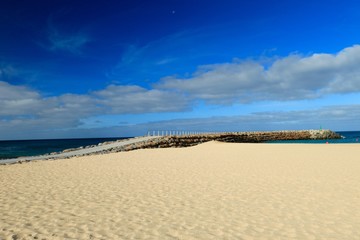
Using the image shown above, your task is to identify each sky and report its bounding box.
[1,0,360,140]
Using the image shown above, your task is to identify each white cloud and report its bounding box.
[0,81,190,137]
[2,45,360,139]
[0,81,39,100]
[94,85,190,114]
[0,82,189,117]
[0,81,189,118]
[157,45,360,104]
[158,61,265,104]
[0,81,44,115]
[1,76,359,139]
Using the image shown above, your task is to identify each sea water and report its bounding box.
[0,137,129,160]
[267,131,360,144]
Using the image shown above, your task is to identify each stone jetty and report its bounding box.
[0,130,341,164]
[100,129,341,153]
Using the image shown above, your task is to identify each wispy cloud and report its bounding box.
[155,58,177,65]
[109,30,210,83]
[42,19,91,54]
[117,31,193,66]
[0,65,17,78]
[48,31,90,54]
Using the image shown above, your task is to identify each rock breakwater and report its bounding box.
[2,130,341,164]
[98,129,341,154]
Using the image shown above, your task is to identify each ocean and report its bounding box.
[0,131,359,160]
[266,131,360,144]
[0,137,129,160]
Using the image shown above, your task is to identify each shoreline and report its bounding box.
[0,136,161,165]
[0,130,341,165]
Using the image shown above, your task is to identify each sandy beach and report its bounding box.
[1,141,360,240]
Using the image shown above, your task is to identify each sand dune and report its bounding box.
[1,141,360,239]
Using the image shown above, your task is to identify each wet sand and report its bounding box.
[1,141,360,239]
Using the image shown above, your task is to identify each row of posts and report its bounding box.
[147,130,208,136]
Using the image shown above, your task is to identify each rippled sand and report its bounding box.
[1,142,360,240]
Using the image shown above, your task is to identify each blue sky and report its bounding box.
[1,0,360,139]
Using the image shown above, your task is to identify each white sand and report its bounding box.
[1,141,360,240]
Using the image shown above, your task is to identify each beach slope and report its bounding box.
[1,142,360,239]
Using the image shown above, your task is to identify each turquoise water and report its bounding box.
[0,137,129,160]
[267,131,360,144]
